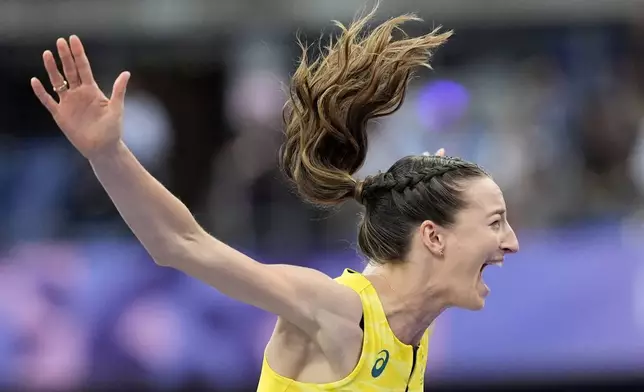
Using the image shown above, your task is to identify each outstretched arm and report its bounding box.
[31,36,362,336]
[90,142,357,334]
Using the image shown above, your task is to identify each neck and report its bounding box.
[363,260,449,346]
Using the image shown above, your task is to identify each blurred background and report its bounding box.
[2,0,644,391]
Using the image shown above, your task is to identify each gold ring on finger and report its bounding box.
[53,80,69,93]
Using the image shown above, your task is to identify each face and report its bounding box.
[424,176,519,310]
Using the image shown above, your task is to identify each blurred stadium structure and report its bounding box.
[3,0,644,391]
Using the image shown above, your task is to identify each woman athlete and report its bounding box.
[30,7,519,392]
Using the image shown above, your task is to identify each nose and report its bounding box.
[501,225,519,254]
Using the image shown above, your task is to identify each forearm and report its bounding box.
[89,141,204,265]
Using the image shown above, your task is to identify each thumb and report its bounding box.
[110,71,131,107]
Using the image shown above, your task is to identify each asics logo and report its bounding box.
[371,349,389,378]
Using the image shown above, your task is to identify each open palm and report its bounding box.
[31,35,130,160]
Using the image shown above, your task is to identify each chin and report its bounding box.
[453,294,486,311]
[471,297,485,310]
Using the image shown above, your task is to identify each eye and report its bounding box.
[490,220,501,229]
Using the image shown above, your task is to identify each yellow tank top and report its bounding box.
[257,268,432,391]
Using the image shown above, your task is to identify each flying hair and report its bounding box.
[279,3,453,207]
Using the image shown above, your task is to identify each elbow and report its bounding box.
[149,247,179,267]
[152,256,172,268]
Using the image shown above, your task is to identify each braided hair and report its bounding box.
[356,157,480,204]
[278,5,489,263]
[355,155,487,263]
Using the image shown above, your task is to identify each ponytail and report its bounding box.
[279,5,452,206]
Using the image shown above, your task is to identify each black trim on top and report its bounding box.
[404,346,419,392]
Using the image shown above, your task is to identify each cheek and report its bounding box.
[449,230,496,264]
[446,224,495,256]
[446,238,481,268]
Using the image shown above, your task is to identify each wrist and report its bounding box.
[87,140,128,165]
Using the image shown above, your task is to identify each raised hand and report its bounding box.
[30,35,131,160]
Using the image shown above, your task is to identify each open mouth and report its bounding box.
[481,259,503,274]
[478,260,503,295]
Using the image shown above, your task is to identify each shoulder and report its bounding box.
[267,264,364,326]
[263,268,365,379]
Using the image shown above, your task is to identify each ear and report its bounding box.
[419,220,445,257]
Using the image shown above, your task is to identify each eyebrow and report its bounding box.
[488,208,506,217]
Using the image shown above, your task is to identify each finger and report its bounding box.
[110,71,131,107]
[69,35,95,85]
[435,148,445,156]
[43,50,67,94]
[31,77,59,115]
[56,38,80,88]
